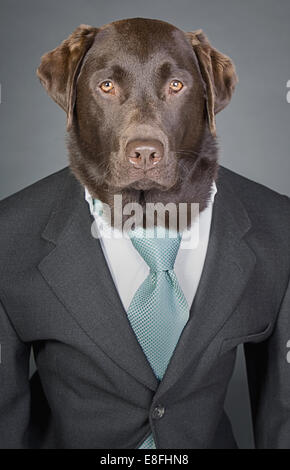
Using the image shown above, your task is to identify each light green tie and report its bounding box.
[127,228,190,449]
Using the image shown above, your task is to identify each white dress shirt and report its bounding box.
[85,184,217,310]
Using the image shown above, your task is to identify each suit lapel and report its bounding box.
[155,168,256,399]
[38,171,159,391]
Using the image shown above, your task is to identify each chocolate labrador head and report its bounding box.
[37,17,237,227]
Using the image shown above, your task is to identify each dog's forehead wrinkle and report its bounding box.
[87,25,193,77]
[87,53,193,87]
[90,53,109,71]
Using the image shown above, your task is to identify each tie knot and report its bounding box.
[130,228,182,272]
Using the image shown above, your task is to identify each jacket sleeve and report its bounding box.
[244,276,290,448]
[0,298,32,448]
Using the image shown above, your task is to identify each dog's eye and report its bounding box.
[100,80,115,94]
[169,80,183,93]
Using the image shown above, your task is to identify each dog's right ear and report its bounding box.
[36,24,98,131]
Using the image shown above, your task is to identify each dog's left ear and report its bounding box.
[36,24,98,131]
[185,29,238,137]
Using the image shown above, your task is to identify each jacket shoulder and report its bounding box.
[218,166,290,255]
[218,165,290,214]
[0,167,71,214]
[0,167,76,271]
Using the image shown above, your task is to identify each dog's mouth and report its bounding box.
[127,177,169,191]
[123,176,181,210]
[112,162,180,192]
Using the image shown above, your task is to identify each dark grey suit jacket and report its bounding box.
[0,166,290,449]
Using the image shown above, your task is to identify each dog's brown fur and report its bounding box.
[36,18,237,228]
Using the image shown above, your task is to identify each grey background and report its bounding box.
[1,0,290,449]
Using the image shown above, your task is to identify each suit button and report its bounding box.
[152,405,165,419]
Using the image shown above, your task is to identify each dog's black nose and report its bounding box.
[126,139,164,169]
